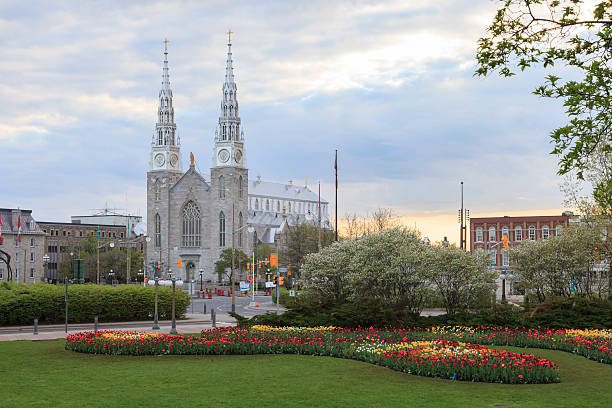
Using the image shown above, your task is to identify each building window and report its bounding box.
[30,268,34,278]
[278,201,281,212]
[476,227,483,242]
[30,252,34,261]
[529,226,536,241]
[502,226,508,240]
[266,200,269,211]
[219,211,226,247]
[155,214,161,247]
[15,236,20,247]
[238,175,243,198]
[489,249,496,265]
[515,226,522,242]
[182,201,201,247]
[238,212,243,248]
[502,250,509,266]
[542,225,549,239]
[0,268,3,279]
[154,180,161,201]
[79,231,83,237]
[30,238,35,247]
[219,176,225,199]
[16,252,19,262]
[556,225,562,236]
[288,202,292,213]
[63,230,66,236]
[29,220,35,230]
[488,227,496,242]
[255,199,259,210]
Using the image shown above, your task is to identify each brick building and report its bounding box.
[470,212,577,300]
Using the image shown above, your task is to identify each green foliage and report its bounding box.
[299,228,494,314]
[283,222,335,276]
[0,282,189,326]
[510,223,608,301]
[214,248,250,282]
[476,0,612,214]
[529,296,612,329]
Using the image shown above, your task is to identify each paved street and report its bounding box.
[0,292,283,342]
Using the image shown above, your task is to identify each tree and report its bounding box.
[476,0,612,213]
[370,208,399,233]
[510,224,606,301]
[284,223,334,277]
[422,244,495,315]
[214,248,250,283]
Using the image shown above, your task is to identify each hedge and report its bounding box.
[0,282,190,326]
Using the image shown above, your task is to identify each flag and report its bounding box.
[334,152,338,188]
[18,215,21,243]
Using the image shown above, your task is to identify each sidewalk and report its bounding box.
[0,316,235,342]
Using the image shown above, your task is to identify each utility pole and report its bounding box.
[126,215,131,284]
[231,202,236,313]
[318,182,322,250]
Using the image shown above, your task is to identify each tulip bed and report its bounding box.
[64,325,587,384]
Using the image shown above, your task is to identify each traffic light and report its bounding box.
[156,261,161,270]
[270,253,277,267]
[279,276,285,286]
[247,262,250,270]
[177,259,182,269]
[501,235,509,250]
[272,276,277,284]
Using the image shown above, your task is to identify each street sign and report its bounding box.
[240,281,250,291]
[289,290,295,297]
[265,281,275,288]
[278,267,288,273]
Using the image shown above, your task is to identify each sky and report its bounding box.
[0,0,575,244]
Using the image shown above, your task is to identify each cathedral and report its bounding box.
[146,38,332,283]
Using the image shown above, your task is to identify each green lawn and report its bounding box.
[2,340,612,407]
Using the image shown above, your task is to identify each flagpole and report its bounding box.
[318,182,321,250]
[335,149,338,241]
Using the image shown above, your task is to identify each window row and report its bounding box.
[475,225,563,242]
[250,198,323,215]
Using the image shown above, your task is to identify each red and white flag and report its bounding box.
[18,215,21,243]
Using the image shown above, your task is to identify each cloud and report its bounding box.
[0,0,572,242]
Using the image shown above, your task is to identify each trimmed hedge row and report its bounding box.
[0,282,190,326]
[243,296,612,329]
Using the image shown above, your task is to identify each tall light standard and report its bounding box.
[499,271,507,304]
[169,268,178,334]
[151,274,160,330]
[199,268,203,292]
[97,241,115,284]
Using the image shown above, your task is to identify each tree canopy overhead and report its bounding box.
[476,0,612,214]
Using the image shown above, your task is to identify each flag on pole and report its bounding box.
[334,153,337,188]
[18,215,22,243]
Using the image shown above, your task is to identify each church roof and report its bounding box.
[249,179,328,203]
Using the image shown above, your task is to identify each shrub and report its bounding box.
[0,282,190,326]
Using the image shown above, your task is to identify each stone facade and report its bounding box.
[0,209,46,283]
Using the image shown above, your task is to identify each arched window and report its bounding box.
[238,212,243,248]
[157,130,163,145]
[182,201,201,247]
[515,226,522,242]
[476,227,483,242]
[219,176,225,199]
[528,226,536,241]
[155,214,161,248]
[239,175,243,198]
[502,226,508,240]
[542,225,549,239]
[266,199,270,211]
[219,212,226,247]
[154,180,161,201]
[556,225,562,236]
[288,202,292,213]
[255,199,259,210]
[488,227,496,242]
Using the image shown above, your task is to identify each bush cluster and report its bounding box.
[0,282,190,326]
[243,296,612,329]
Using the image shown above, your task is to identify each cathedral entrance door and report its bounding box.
[186,262,195,282]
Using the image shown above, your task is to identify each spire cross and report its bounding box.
[227,30,233,44]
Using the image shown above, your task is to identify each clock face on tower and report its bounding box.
[170,154,178,167]
[218,149,230,163]
[154,153,165,167]
[235,149,242,163]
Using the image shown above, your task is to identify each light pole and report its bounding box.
[70,252,74,283]
[169,269,178,334]
[109,269,115,287]
[152,274,160,330]
[499,271,507,304]
[97,241,115,284]
[42,254,50,283]
[199,268,203,292]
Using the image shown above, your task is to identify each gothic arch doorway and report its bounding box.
[186,262,195,282]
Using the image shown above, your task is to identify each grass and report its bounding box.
[2,339,612,407]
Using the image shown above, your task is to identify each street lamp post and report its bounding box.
[97,241,115,284]
[169,270,178,335]
[199,268,203,292]
[109,269,115,287]
[152,275,160,330]
[499,271,507,304]
[42,254,50,283]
